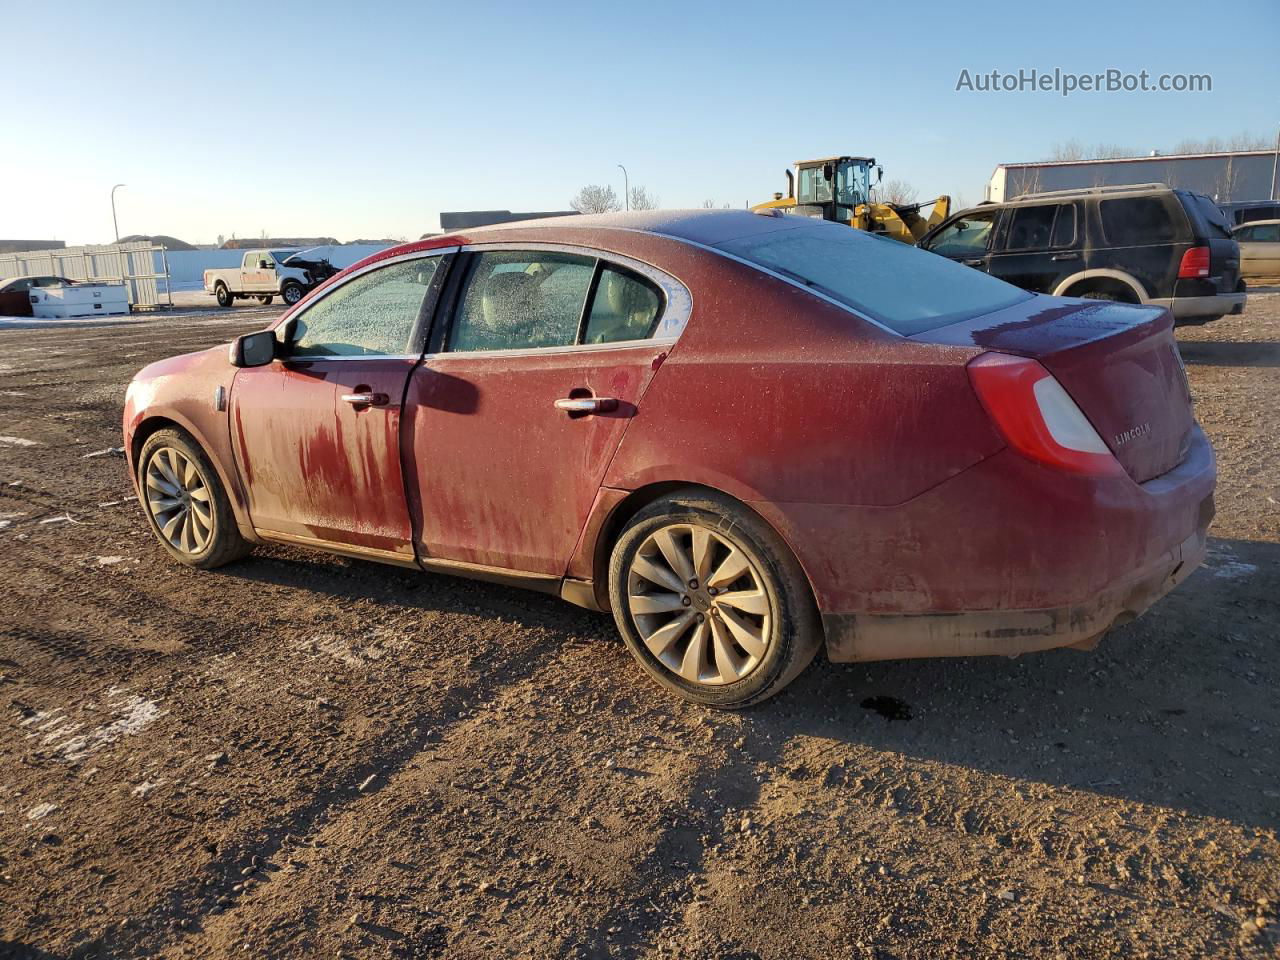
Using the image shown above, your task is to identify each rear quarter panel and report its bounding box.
[602,258,1005,507]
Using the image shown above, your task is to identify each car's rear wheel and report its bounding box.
[138,428,251,569]
[214,284,233,308]
[608,492,821,708]
[281,282,304,306]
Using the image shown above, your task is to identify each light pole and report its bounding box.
[617,164,629,211]
[111,184,127,243]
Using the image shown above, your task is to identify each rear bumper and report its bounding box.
[1149,292,1245,318]
[755,425,1217,664]
[823,524,1207,662]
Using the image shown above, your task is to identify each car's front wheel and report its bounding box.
[138,428,251,569]
[281,282,304,306]
[608,492,821,708]
[256,295,274,305]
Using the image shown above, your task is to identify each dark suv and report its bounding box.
[917,183,1246,324]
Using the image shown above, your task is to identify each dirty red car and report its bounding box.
[123,211,1215,707]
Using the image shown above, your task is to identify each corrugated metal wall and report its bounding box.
[0,242,169,309]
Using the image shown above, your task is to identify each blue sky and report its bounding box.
[5,0,1278,245]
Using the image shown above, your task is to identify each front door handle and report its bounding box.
[554,396,618,415]
[341,391,389,408]
[1051,252,1081,261]
[963,258,986,267]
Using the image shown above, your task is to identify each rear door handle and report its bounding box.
[554,396,618,415]
[341,391,389,407]
[1051,252,1080,261]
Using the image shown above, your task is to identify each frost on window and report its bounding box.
[450,252,595,352]
[720,223,1030,336]
[290,258,439,358]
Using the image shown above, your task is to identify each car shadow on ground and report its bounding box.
[767,535,1279,832]
[1178,340,1280,367]
[221,536,1277,833]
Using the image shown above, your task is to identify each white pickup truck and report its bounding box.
[202,249,338,308]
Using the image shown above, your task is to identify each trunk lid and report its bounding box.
[914,297,1193,483]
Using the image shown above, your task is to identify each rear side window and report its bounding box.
[1051,205,1077,247]
[1099,196,1177,245]
[1003,205,1057,251]
[449,252,595,352]
[583,267,661,344]
[719,222,1032,336]
[447,251,673,352]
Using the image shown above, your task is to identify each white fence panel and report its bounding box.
[0,242,167,308]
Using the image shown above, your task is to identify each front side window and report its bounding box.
[924,211,997,258]
[288,257,440,358]
[719,221,1031,336]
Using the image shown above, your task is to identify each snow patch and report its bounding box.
[1214,560,1258,580]
[0,436,37,447]
[26,802,58,821]
[28,687,164,763]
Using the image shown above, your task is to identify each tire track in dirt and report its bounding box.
[151,640,740,959]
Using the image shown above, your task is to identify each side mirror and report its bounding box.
[229,330,277,367]
[258,260,270,269]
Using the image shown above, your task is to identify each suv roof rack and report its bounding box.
[1012,182,1170,201]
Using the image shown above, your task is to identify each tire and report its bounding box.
[281,282,304,306]
[608,491,821,709]
[138,428,251,569]
[214,284,233,308]
[1078,290,1120,302]
[256,295,274,305]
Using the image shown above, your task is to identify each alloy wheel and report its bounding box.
[144,447,213,554]
[626,523,773,685]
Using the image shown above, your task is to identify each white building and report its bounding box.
[987,150,1279,205]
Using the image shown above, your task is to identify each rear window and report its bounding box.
[1099,196,1178,245]
[717,222,1031,336]
[1186,194,1233,239]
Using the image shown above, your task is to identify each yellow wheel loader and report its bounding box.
[752,156,951,244]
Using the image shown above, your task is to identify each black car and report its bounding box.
[917,183,1245,324]
[0,275,75,317]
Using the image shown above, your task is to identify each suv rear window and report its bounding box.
[718,222,1031,336]
[1187,194,1233,239]
[1099,196,1177,245]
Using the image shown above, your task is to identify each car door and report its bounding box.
[230,251,450,561]
[241,252,272,293]
[986,202,1079,293]
[1236,223,1280,278]
[918,209,1000,272]
[404,246,687,575]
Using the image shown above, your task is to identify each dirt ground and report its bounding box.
[0,294,1277,960]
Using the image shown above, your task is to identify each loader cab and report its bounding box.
[793,156,877,222]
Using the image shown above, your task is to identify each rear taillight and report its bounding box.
[1178,245,1211,278]
[966,353,1124,477]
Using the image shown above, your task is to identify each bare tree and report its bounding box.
[879,179,919,205]
[570,184,620,214]
[629,186,660,211]
[1048,139,1086,161]
[701,199,732,209]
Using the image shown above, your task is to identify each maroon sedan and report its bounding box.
[123,211,1214,707]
